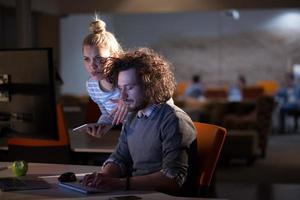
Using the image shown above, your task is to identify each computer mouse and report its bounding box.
[58,172,77,182]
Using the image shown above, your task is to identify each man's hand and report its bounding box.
[82,172,125,191]
[109,99,128,125]
[86,124,112,138]
[82,171,180,193]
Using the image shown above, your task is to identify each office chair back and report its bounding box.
[204,88,228,100]
[256,80,279,96]
[174,81,188,97]
[193,122,227,187]
[8,104,71,164]
[242,86,264,100]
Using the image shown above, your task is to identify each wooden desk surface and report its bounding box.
[0,129,121,153]
[0,162,224,200]
[69,129,120,153]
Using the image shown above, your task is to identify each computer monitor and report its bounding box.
[0,48,58,139]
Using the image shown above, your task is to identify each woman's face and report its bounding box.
[83,45,110,80]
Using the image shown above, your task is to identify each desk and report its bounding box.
[0,162,224,200]
[0,130,121,153]
[0,130,120,164]
[70,129,120,153]
[0,129,120,153]
[69,130,120,164]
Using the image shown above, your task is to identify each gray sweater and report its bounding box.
[104,102,196,186]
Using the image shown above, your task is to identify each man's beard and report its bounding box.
[129,99,149,112]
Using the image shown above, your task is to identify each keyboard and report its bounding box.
[0,177,51,191]
[0,178,27,188]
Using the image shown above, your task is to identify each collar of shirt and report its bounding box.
[137,104,158,118]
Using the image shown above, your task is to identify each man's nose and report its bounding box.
[120,89,128,100]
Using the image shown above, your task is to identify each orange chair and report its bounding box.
[204,88,228,100]
[193,122,227,196]
[242,86,264,100]
[174,81,188,97]
[256,80,279,96]
[8,104,71,164]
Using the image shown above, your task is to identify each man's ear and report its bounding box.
[111,52,119,58]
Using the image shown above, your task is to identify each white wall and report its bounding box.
[59,14,114,95]
[60,9,300,95]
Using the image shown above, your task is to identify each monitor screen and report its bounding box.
[0,48,58,139]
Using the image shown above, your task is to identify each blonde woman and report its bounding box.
[82,16,127,137]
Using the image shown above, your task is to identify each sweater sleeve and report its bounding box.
[159,111,196,186]
[103,123,133,177]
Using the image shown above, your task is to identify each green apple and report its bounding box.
[12,160,28,177]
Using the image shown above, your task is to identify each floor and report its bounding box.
[214,130,300,200]
[216,182,300,200]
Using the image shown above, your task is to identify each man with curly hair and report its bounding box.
[82,48,196,196]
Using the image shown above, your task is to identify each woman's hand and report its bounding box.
[109,99,128,125]
[86,124,112,138]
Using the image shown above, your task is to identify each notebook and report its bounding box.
[0,177,51,191]
[59,181,106,194]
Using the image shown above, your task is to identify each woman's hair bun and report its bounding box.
[89,19,106,34]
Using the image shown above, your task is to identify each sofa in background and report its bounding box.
[207,96,275,164]
[177,96,274,165]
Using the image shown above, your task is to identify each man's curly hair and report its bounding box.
[104,48,176,104]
